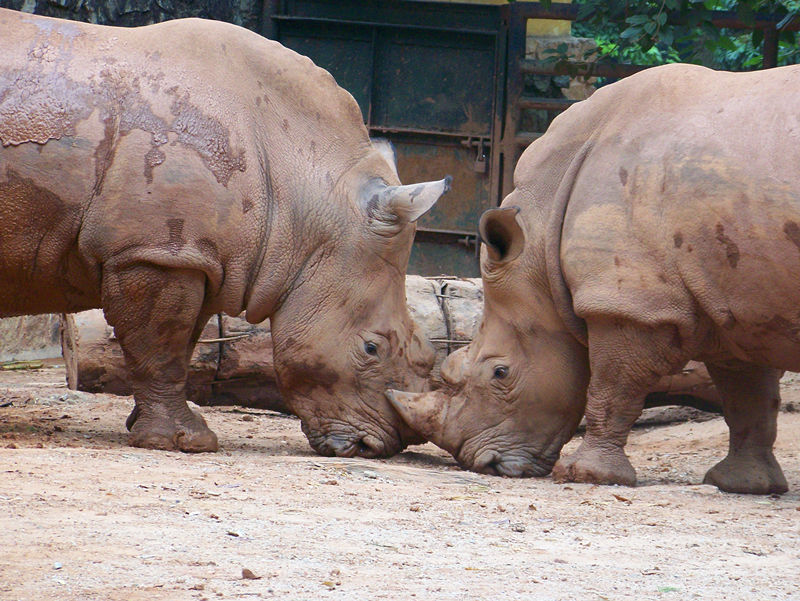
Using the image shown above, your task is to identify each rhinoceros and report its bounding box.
[387,63,800,494]
[0,8,450,456]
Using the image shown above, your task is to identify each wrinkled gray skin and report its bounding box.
[0,8,449,456]
[389,63,800,494]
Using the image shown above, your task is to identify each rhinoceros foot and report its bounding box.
[703,451,788,495]
[126,404,219,453]
[552,441,636,487]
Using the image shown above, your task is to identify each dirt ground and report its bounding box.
[1,363,799,601]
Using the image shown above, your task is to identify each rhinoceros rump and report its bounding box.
[388,63,800,494]
[0,8,449,456]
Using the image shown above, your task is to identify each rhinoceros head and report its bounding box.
[387,206,590,476]
[264,141,450,459]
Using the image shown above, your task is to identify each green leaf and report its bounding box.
[717,35,738,51]
[656,12,668,26]
[620,25,643,39]
[626,14,652,25]
[644,20,657,34]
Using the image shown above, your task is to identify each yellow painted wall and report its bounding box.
[430,0,572,36]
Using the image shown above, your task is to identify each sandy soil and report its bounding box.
[1,363,799,601]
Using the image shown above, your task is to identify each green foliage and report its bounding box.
[568,0,800,70]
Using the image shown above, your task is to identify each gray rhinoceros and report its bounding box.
[387,63,800,494]
[0,8,450,456]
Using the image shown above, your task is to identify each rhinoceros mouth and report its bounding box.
[314,434,386,458]
[468,449,555,478]
[302,421,403,459]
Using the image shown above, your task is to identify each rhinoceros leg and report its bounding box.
[102,264,219,452]
[702,362,787,495]
[553,320,688,487]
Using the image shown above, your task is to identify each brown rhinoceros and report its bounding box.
[0,8,450,456]
[387,63,800,494]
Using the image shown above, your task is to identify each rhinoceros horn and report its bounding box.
[366,176,452,226]
[385,389,449,448]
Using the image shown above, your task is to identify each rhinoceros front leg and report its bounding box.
[703,361,786,494]
[552,320,688,486]
[102,264,219,452]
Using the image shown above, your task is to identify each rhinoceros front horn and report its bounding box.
[385,389,449,448]
[364,176,452,230]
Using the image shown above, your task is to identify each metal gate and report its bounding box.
[264,0,513,276]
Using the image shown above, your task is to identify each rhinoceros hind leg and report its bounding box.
[103,264,219,453]
[703,451,787,495]
[702,362,786,494]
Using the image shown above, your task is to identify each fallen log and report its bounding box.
[58,275,722,415]
[60,310,287,413]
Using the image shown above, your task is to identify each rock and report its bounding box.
[0,314,61,362]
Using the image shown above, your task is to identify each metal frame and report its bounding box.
[265,1,799,276]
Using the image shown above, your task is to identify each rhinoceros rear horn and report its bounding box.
[479,206,526,263]
[365,176,452,231]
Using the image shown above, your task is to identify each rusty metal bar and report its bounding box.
[489,7,508,208]
[501,1,528,202]
[520,59,651,80]
[763,27,779,68]
[367,125,485,139]
[514,131,543,147]
[269,14,498,35]
[518,96,576,111]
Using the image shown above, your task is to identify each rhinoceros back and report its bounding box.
[0,8,371,318]
[549,64,800,371]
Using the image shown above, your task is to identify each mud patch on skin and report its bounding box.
[715,223,740,268]
[168,92,247,186]
[783,220,800,252]
[144,147,166,184]
[618,167,628,186]
[277,359,341,395]
[2,62,247,189]
[0,168,95,313]
[673,232,683,248]
[0,68,93,146]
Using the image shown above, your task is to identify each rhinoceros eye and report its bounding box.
[493,366,509,379]
[364,341,379,356]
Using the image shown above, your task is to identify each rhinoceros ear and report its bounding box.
[479,206,526,263]
[363,176,452,232]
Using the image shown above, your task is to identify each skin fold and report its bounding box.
[0,8,449,455]
[389,63,800,494]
